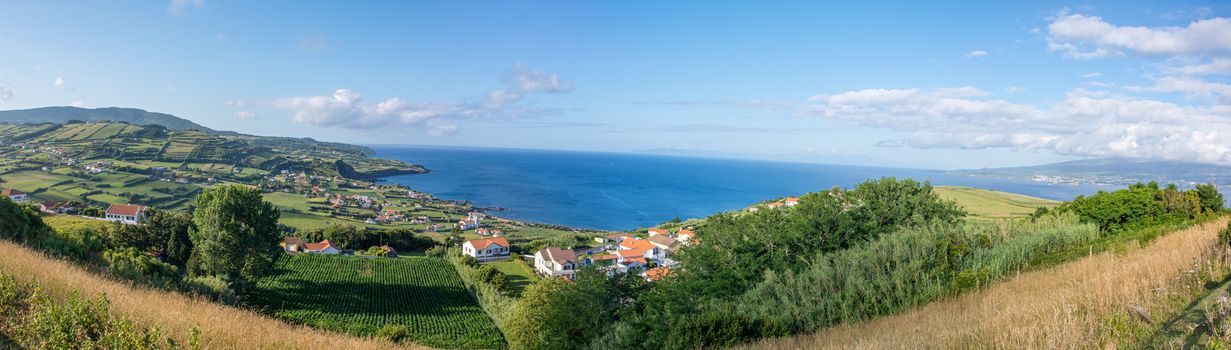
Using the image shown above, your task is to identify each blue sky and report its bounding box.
[1,1,1229,169]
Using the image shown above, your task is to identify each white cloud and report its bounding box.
[1169,58,1231,75]
[1131,76,1231,102]
[1046,12,1231,58]
[1081,72,1102,78]
[236,111,256,119]
[1005,86,1026,94]
[224,100,247,107]
[504,66,571,93]
[70,100,86,107]
[270,66,571,134]
[965,50,989,58]
[167,0,203,15]
[758,86,1231,164]
[167,84,179,92]
[0,82,12,103]
[53,76,66,88]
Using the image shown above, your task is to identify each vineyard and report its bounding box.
[252,254,506,349]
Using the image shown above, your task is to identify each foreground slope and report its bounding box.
[745,218,1229,349]
[0,240,426,350]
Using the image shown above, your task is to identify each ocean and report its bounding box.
[373,145,1115,231]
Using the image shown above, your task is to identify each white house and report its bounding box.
[105,204,147,224]
[462,237,510,262]
[676,229,696,244]
[1,188,27,202]
[534,247,578,278]
[785,197,800,207]
[458,219,480,230]
[618,237,668,262]
[303,240,340,254]
[647,228,669,236]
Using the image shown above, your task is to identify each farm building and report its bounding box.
[105,204,147,224]
[303,240,340,254]
[2,188,27,202]
[281,237,305,253]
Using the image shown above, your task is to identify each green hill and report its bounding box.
[0,121,425,210]
[0,106,217,133]
[933,186,1059,220]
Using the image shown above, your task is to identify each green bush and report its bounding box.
[375,325,410,342]
[0,272,196,349]
[182,275,237,305]
[103,248,181,288]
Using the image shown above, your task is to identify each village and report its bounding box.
[5,181,804,284]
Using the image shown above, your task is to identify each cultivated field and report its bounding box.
[935,185,1059,220]
[745,217,1230,349]
[253,254,505,349]
[0,240,421,350]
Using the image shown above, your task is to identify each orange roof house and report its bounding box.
[303,239,340,253]
[644,267,671,281]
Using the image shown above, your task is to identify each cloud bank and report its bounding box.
[270,66,570,135]
[770,86,1231,164]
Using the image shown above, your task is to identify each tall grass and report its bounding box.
[0,240,422,350]
[447,253,518,329]
[745,217,1230,349]
[734,214,1099,333]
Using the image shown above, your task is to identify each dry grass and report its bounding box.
[0,240,431,350]
[746,218,1230,350]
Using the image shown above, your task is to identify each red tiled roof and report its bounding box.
[644,267,671,281]
[677,229,695,238]
[619,237,654,251]
[106,204,146,216]
[648,228,669,235]
[304,240,338,251]
[467,237,510,250]
[623,257,647,265]
[589,253,617,261]
[1,188,25,196]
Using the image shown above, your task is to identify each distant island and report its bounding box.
[950,158,1231,193]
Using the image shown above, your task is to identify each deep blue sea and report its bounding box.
[373,146,1117,231]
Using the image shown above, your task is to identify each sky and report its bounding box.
[1,1,1230,169]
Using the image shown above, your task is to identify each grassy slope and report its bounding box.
[745,218,1229,349]
[0,240,423,350]
[934,186,1059,220]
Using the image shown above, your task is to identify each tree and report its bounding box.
[187,185,280,294]
[505,268,639,349]
[108,208,194,267]
[0,197,52,244]
[1195,183,1224,213]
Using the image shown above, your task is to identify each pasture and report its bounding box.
[934,186,1059,220]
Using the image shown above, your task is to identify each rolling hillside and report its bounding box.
[0,106,217,132]
[934,186,1059,220]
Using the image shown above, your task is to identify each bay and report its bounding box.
[374,145,1115,231]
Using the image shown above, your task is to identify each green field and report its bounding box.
[934,186,1059,220]
[252,254,504,349]
[41,214,114,232]
[488,259,537,296]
